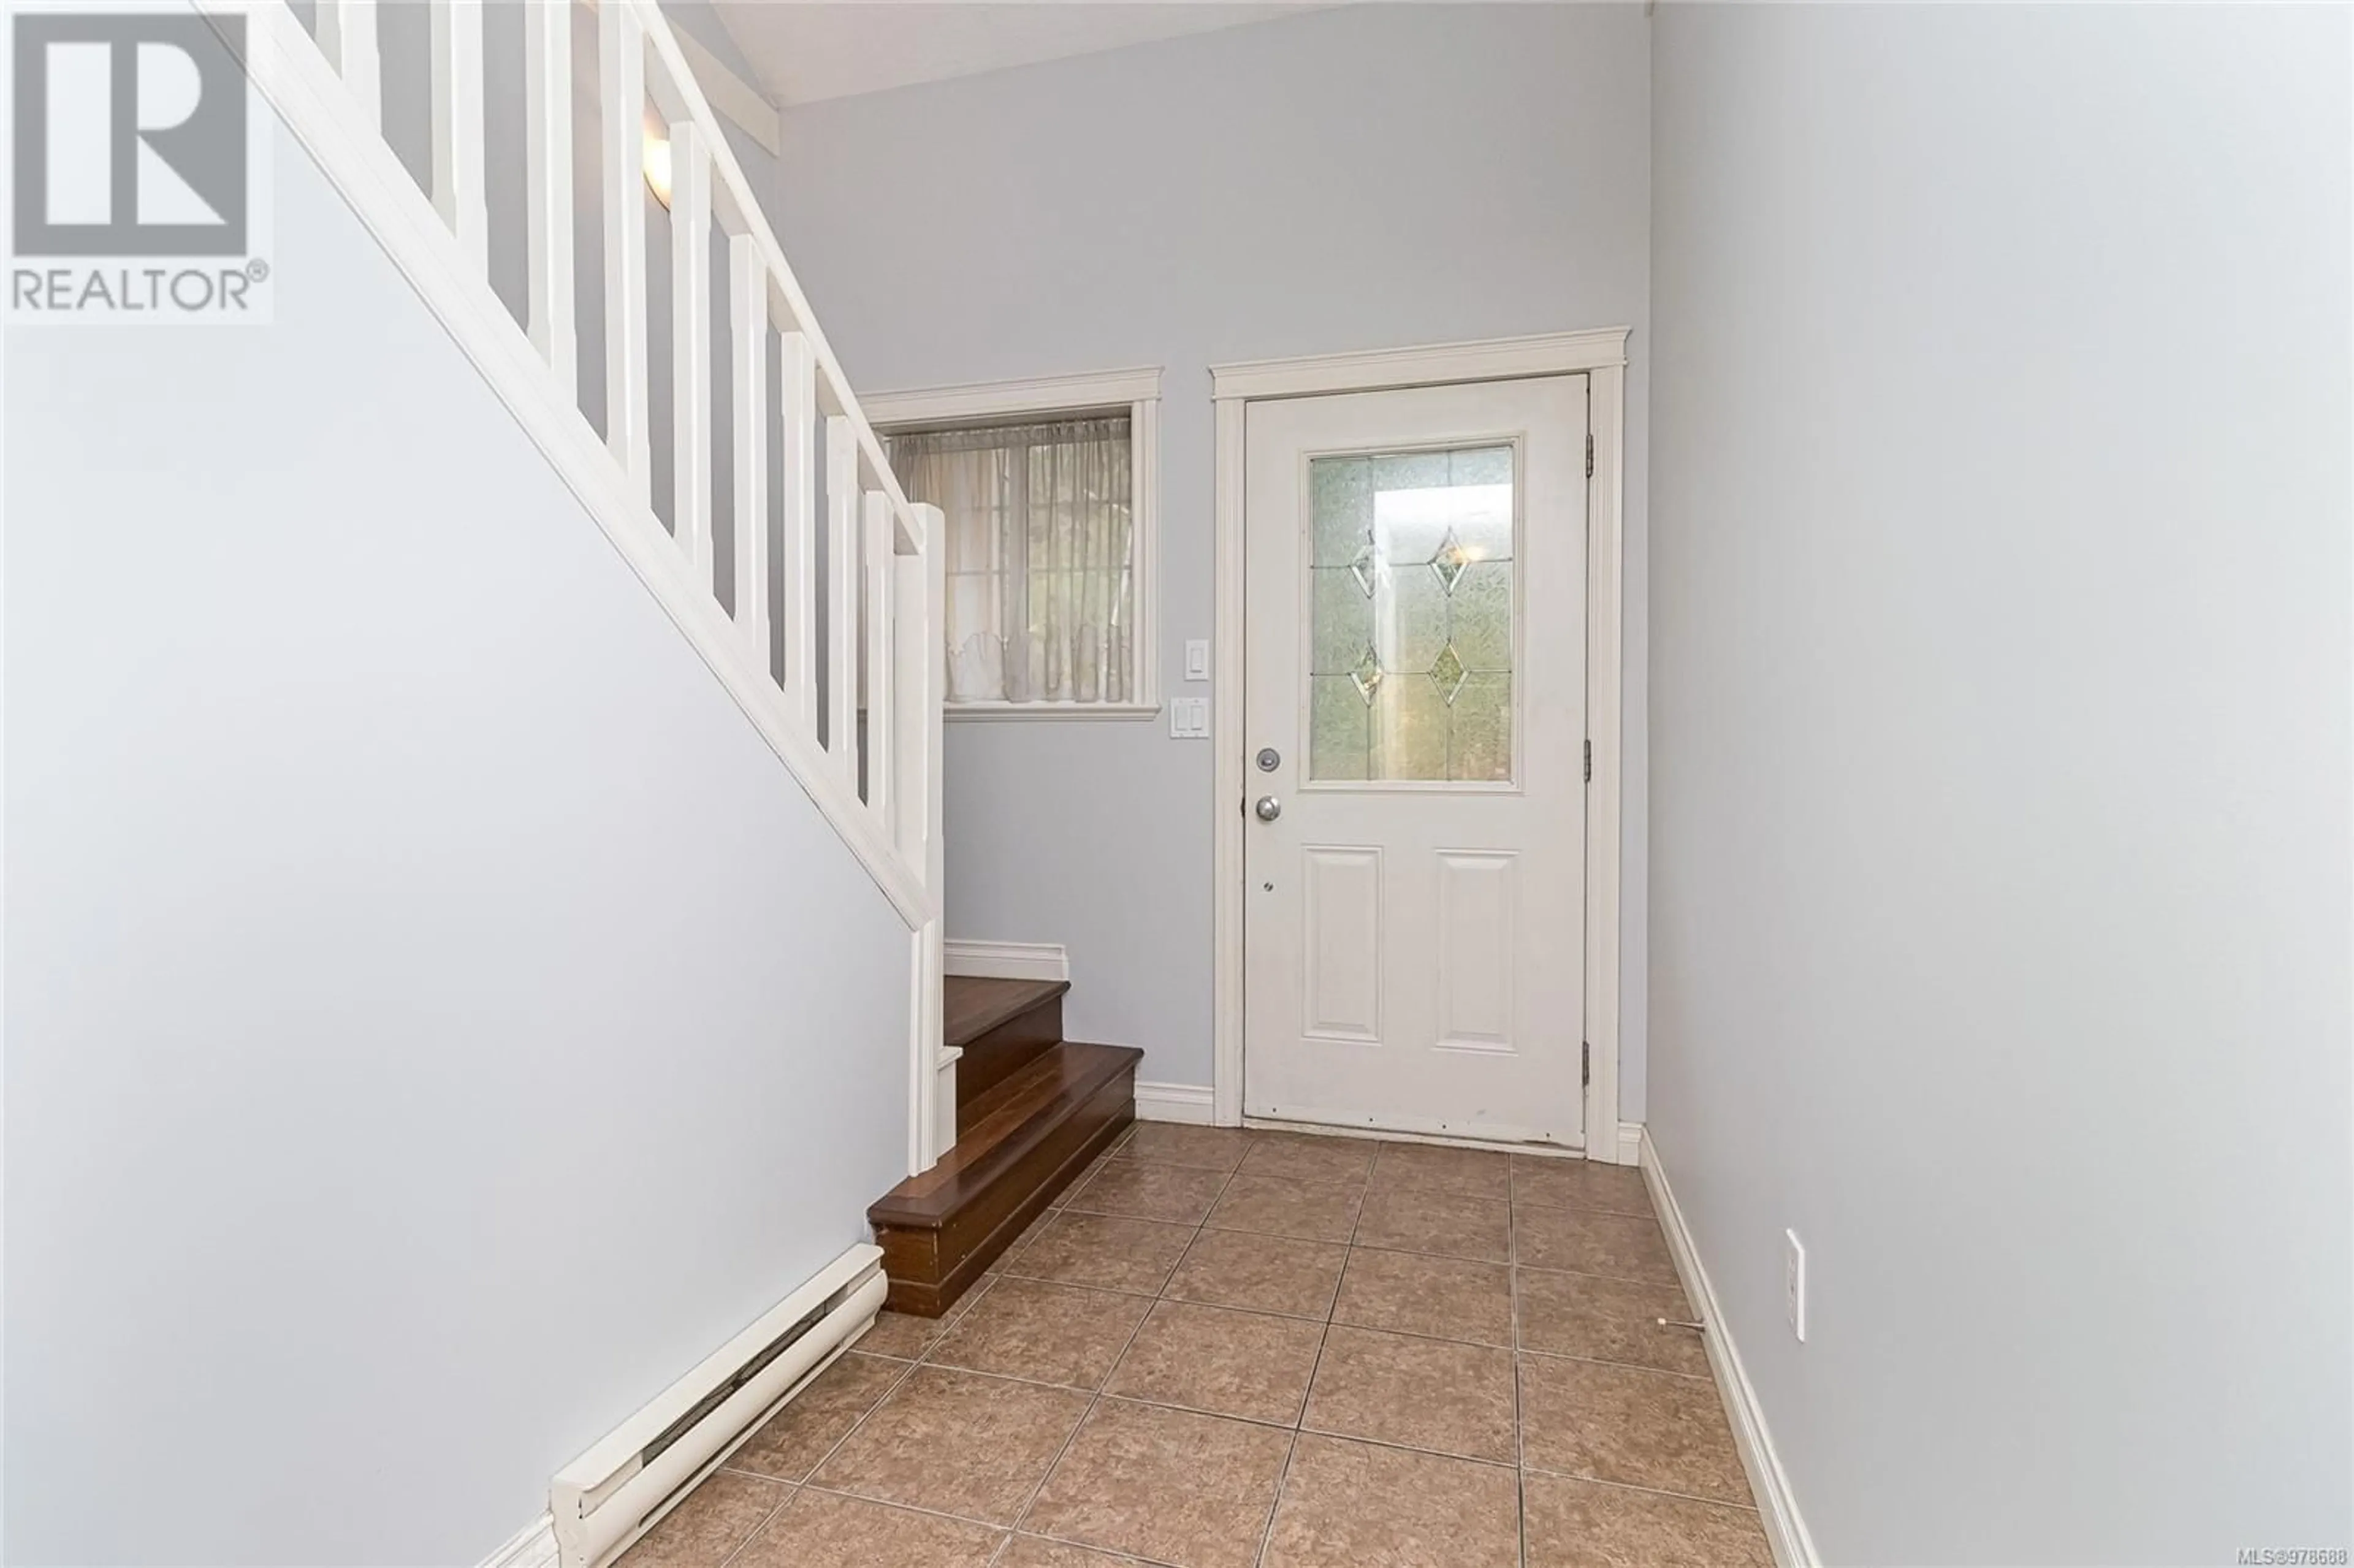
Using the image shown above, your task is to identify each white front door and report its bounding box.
[1241,375,1589,1145]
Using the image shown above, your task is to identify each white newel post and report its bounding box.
[914,503,951,1164]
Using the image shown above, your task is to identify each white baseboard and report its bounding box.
[1616,1120,1644,1166]
[944,939,1070,983]
[1134,1081,1215,1124]
[478,1513,560,1568]
[1638,1128,1819,1568]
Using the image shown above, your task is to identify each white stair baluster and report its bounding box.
[601,0,650,500]
[522,0,574,398]
[825,417,858,785]
[863,490,894,829]
[669,122,712,587]
[427,0,486,271]
[777,333,818,731]
[316,0,380,132]
[729,238,769,670]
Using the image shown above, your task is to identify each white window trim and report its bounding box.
[865,367,1163,723]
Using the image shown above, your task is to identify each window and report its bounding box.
[872,370,1161,719]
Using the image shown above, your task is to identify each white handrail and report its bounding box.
[261,0,940,931]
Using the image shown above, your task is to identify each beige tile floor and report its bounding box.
[621,1125,1773,1568]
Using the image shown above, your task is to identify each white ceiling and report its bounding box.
[711,3,1329,108]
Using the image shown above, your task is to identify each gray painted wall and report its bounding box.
[3,108,910,1564]
[768,3,1654,1108]
[1647,4,2352,1561]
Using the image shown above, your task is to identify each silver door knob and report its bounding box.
[1254,795,1282,822]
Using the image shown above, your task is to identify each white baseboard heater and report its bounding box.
[550,1243,887,1568]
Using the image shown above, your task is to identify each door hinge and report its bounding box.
[1586,432,1595,479]
[1582,1040,1591,1088]
[1583,739,1592,783]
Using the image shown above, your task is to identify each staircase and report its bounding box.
[245,0,955,1161]
[254,0,1138,1320]
[256,0,941,901]
[868,976,1142,1315]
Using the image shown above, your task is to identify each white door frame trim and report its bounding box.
[1208,328,1631,1162]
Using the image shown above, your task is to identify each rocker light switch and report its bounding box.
[1184,640,1210,681]
[1168,698,1209,739]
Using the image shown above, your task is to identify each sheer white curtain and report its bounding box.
[893,416,1134,704]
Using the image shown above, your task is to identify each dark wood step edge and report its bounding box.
[872,1043,1143,1227]
[868,1043,1143,1317]
[872,1070,1135,1317]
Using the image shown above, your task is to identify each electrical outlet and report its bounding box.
[1784,1229,1807,1342]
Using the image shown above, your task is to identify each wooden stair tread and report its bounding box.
[945,975,1070,1052]
[872,1040,1142,1228]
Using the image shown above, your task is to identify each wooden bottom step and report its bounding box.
[867,1040,1142,1317]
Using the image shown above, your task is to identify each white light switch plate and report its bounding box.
[1168,697,1208,739]
[1184,639,1209,681]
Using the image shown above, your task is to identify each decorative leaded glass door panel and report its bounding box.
[1243,376,1589,1145]
[1306,444,1517,783]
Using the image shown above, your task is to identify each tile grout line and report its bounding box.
[695,1475,798,1568]
[1514,1464,1771,1515]
[797,1477,1203,1566]
[1248,1428,1305,1568]
[1509,1150,1529,1568]
[1512,1342,1715,1382]
[1251,1145,1362,1568]
[796,1481,1009,1538]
